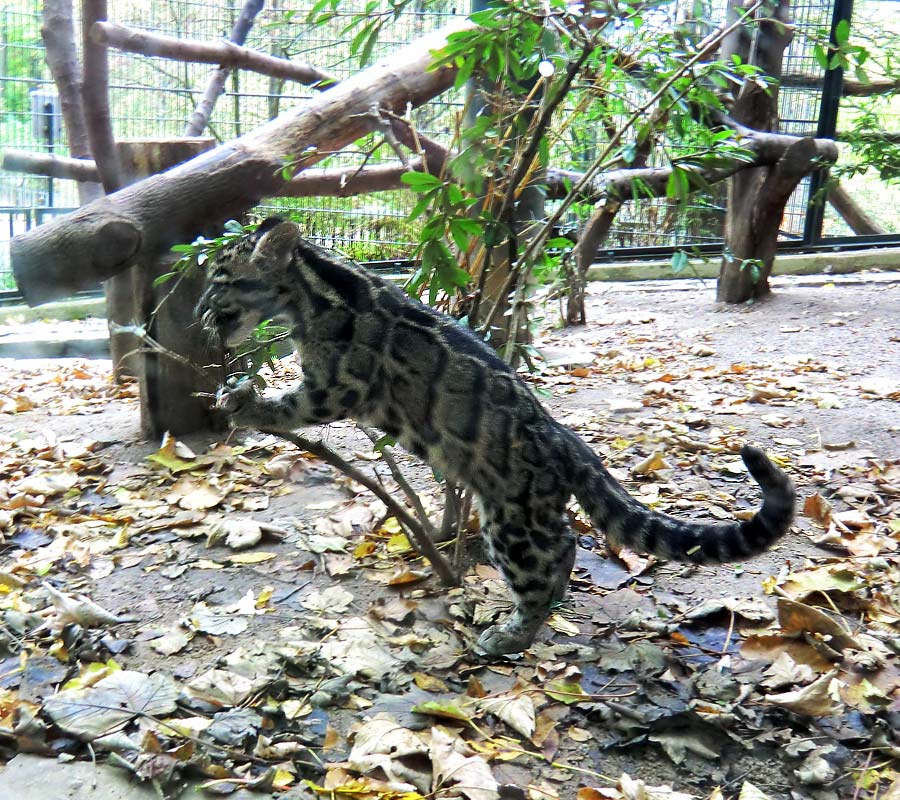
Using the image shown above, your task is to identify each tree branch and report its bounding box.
[264,429,458,587]
[81,0,121,192]
[280,158,425,197]
[12,18,470,305]
[358,425,435,536]
[184,0,265,136]
[827,181,887,235]
[781,73,900,97]
[1,149,100,182]
[91,20,337,88]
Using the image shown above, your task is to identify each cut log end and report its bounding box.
[11,212,142,306]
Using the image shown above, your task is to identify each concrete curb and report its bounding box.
[0,296,106,324]
[585,246,900,283]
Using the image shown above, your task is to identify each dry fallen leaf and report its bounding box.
[476,692,536,738]
[42,583,133,630]
[803,492,833,527]
[44,670,178,740]
[764,669,842,716]
[430,726,499,800]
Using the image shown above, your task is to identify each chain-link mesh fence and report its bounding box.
[1,0,896,294]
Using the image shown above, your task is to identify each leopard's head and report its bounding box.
[196,217,301,347]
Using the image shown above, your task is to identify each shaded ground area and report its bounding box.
[0,275,898,800]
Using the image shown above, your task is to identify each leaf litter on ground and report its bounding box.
[0,284,899,798]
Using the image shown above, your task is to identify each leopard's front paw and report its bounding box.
[215,378,262,426]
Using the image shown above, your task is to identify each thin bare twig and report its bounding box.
[262,429,459,587]
[358,424,435,535]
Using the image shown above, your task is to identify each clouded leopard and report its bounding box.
[196,217,795,656]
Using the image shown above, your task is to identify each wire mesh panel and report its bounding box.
[0,0,465,291]
[0,0,895,296]
[823,0,900,238]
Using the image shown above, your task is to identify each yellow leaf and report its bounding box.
[631,451,671,477]
[227,552,277,565]
[546,613,579,636]
[413,672,448,692]
[255,586,273,608]
[568,726,592,743]
[62,659,121,690]
[386,532,412,554]
[272,768,294,789]
[111,527,130,550]
[387,567,428,586]
[281,698,312,720]
[147,433,201,473]
[194,559,225,570]
[545,680,590,705]
[379,516,403,535]
[353,540,377,558]
[411,700,474,725]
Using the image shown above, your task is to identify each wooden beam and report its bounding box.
[11,18,470,306]
[91,20,335,87]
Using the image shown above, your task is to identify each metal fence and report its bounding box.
[1,0,898,295]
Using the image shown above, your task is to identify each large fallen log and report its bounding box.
[12,19,469,306]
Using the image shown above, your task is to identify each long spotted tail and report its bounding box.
[572,442,795,563]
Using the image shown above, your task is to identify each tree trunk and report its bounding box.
[11,18,468,306]
[719,136,837,302]
[81,0,121,192]
[41,0,102,203]
[717,0,803,303]
[108,138,224,437]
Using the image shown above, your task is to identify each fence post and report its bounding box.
[802,0,854,245]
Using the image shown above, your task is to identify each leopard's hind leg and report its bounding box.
[477,506,576,656]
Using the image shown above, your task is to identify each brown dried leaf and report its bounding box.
[764,669,841,716]
[802,493,833,527]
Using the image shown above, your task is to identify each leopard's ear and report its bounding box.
[251,220,300,272]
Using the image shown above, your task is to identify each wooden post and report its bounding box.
[107,138,225,437]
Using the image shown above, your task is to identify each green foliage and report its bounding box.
[167,219,249,280]
[836,103,900,184]
[401,171,478,302]
[832,97,900,183]
[813,18,869,81]
[199,0,900,344]
[306,0,444,67]
[233,320,291,382]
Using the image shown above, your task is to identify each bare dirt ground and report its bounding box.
[0,275,898,800]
